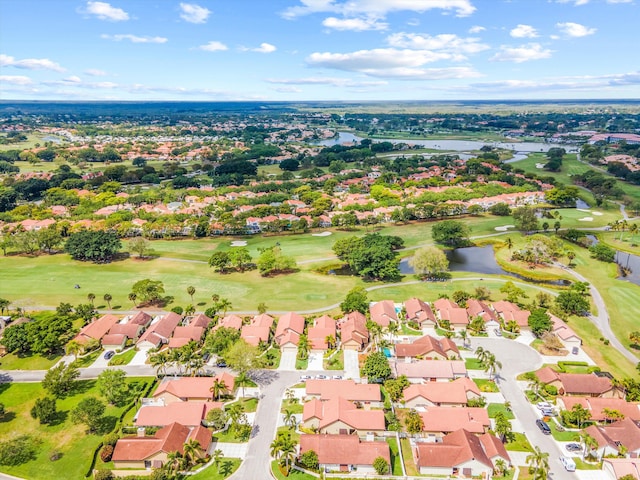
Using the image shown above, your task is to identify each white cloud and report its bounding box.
[386,32,489,55]
[272,86,303,93]
[282,0,476,20]
[556,22,596,37]
[470,71,640,92]
[510,24,538,38]
[252,43,277,53]
[84,1,129,21]
[101,34,168,43]
[306,48,481,79]
[179,3,211,24]
[0,54,65,72]
[84,69,107,76]
[490,43,553,63]
[198,41,228,52]
[468,25,485,33]
[556,0,632,4]
[322,16,388,31]
[266,77,387,87]
[64,76,82,83]
[0,75,33,85]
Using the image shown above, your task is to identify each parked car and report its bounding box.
[203,353,211,362]
[560,456,576,472]
[315,374,328,380]
[494,329,502,337]
[541,407,557,417]
[299,375,312,381]
[216,360,227,368]
[103,350,115,360]
[536,419,552,435]
[571,347,579,355]
[537,401,553,410]
[565,443,581,453]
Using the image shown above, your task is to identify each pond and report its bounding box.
[586,235,640,286]
[400,245,570,286]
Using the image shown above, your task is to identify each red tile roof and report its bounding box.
[369,300,397,327]
[404,298,436,323]
[558,397,640,422]
[419,407,490,434]
[415,429,509,469]
[395,335,459,359]
[135,401,222,427]
[585,418,640,453]
[275,312,305,339]
[305,379,381,402]
[300,434,390,467]
[74,314,120,344]
[303,397,385,431]
[404,377,480,405]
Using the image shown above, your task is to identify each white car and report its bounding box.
[560,456,576,472]
[537,401,553,410]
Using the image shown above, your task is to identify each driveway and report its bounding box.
[211,441,249,459]
[278,350,297,371]
[129,349,149,366]
[307,351,324,371]
[469,337,576,480]
[89,350,114,368]
[343,349,360,380]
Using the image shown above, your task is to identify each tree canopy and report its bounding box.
[333,233,403,281]
[64,230,121,262]
[408,245,449,280]
[431,220,470,248]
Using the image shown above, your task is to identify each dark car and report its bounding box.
[565,443,581,452]
[103,350,115,360]
[536,419,552,435]
[216,360,227,368]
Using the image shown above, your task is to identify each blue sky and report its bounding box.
[1,0,638,101]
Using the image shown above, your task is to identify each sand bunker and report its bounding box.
[578,217,594,222]
[592,211,603,216]
[577,208,591,212]
[535,163,545,169]
[312,231,333,237]
[494,225,515,231]
[230,240,248,247]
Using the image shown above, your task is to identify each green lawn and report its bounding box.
[487,403,515,420]
[473,378,500,393]
[70,350,101,368]
[281,399,304,415]
[0,378,151,480]
[597,231,640,256]
[399,438,419,476]
[271,461,317,480]
[0,352,60,370]
[295,356,309,370]
[386,436,403,476]
[505,432,534,452]
[108,348,137,366]
[324,350,344,370]
[188,458,241,479]
[574,458,602,470]
[227,397,259,413]
[465,357,485,370]
[547,420,578,441]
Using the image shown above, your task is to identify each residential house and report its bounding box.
[369,300,398,328]
[152,373,236,404]
[535,367,623,398]
[274,312,305,350]
[215,314,243,332]
[393,360,467,383]
[102,322,144,351]
[433,298,469,331]
[137,312,182,350]
[305,379,382,406]
[603,458,640,480]
[299,434,391,474]
[550,314,582,351]
[557,397,640,423]
[403,377,482,408]
[404,298,436,327]
[394,335,459,361]
[73,314,120,346]
[414,429,510,477]
[307,315,337,350]
[112,422,212,469]
[135,401,223,428]
[338,312,369,351]
[466,299,500,331]
[127,311,153,328]
[188,313,213,329]
[302,397,385,436]
[491,301,530,331]
[168,325,205,349]
[241,313,274,347]
[419,407,491,439]
[585,418,640,457]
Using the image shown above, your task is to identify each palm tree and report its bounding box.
[387,321,399,344]
[235,371,251,398]
[149,351,170,377]
[128,292,137,308]
[164,451,184,476]
[475,346,488,364]
[187,286,195,303]
[297,335,310,360]
[213,449,223,471]
[184,304,195,316]
[577,432,598,460]
[218,298,232,316]
[190,355,206,377]
[65,339,82,362]
[210,379,228,401]
[103,293,112,309]
[0,298,10,315]
[182,439,201,467]
[484,353,502,380]
[227,402,245,425]
[526,446,550,480]
[458,329,469,348]
[211,293,220,304]
[87,293,95,306]
[283,408,297,430]
[279,436,296,471]
[505,237,513,250]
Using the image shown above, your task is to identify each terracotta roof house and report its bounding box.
[152,373,235,404]
[188,313,213,329]
[299,434,391,475]
[338,312,369,351]
[395,335,459,360]
[393,360,467,383]
[252,313,275,329]
[550,314,582,349]
[307,315,337,350]
[404,377,481,408]
[404,298,436,326]
[492,301,530,330]
[305,379,381,405]
[585,418,640,457]
[137,312,182,350]
[414,429,510,477]
[535,367,622,398]
[557,396,640,423]
[108,322,144,340]
[135,401,222,427]
[466,299,499,329]
[369,300,397,328]
[168,326,205,349]
[275,312,305,348]
[433,298,469,330]
[112,422,212,469]
[302,397,386,435]
[240,313,274,346]
[419,407,491,437]
[603,458,640,480]
[128,311,153,328]
[73,314,120,345]
[101,333,128,351]
[215,314,243,332]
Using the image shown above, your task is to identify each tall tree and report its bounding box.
[432,220,470,248]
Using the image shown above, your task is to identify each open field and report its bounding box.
[0,378,151,480]
[0,133,58,151]
[596,230,640,255]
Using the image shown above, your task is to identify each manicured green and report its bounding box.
[324,350,344,370]
[548,420,578,441]
[280,400,303,415]
[295,357,309,370]
[386,437,403,476]
[189,458,241,480]
[0,378,151,480]
[108,348,137,366]
[227,397,258,413]
[505,432,534,452]
[487,403,515,420]
[574,458,601,470]
[70,350,101,368]
[271,460,317,480]
[465,357,485,370]
[399,438,419,476]
[0,352,60,370]
[473,379,500,392]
